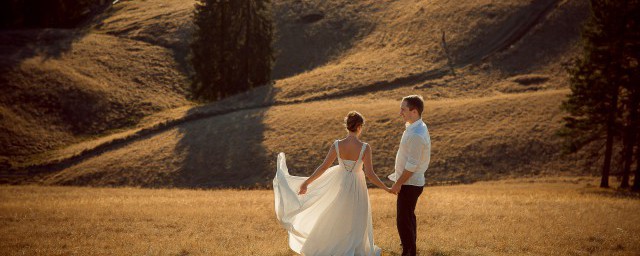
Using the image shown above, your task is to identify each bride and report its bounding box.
[274,111,391,256]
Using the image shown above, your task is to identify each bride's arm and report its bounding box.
[363,144,391,191]
[299,144,337,194]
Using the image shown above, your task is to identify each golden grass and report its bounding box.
[97,0,194,50]
[11,105,198,169]
[1,31,191,161]
[1,178,638,255]
[271,0,588,103]
[34,89,573,188]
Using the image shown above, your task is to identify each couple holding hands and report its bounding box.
[274,95,431,256]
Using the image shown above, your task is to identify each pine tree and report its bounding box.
[634,61,640,191]
[620,87,639,188]
[191,0,220,100]
[190,0,273,102]
[249,0,275,87]
[618,1,640,189]
[628,38,640,191]
[561,0,639,188]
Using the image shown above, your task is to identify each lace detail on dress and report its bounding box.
[342,160,357,172]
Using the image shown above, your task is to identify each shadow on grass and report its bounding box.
[384,249,454,256]
[0,4,114,68]
[580,185,640,200]
[173,86,276,189]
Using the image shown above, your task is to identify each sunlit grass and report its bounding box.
[1,177,638,255]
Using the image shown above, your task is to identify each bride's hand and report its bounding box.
[385,186,397,195]
[298,183,308,195]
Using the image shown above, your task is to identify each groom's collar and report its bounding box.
[405,118,424,130]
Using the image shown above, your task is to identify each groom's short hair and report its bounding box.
[402,95,424,116]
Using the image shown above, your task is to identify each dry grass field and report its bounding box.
[1,177,638,256]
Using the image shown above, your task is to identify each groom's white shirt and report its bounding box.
[388,118,431,187]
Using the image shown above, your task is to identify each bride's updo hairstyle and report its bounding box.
[345,111,365,132]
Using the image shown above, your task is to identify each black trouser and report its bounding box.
[397,185,423,256]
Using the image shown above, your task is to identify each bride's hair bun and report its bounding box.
[345,111,365,132]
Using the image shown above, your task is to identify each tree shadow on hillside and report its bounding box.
[271,5,370,79]
[452,0,560,71]
[486,0,590,75]
[172,88,276,189]
[580,186,640,200]
[384,249,454,256]
[0,4,114,73]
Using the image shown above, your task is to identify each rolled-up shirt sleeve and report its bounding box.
[404,134,427,173]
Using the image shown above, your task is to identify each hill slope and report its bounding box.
[1,0,592,187]
[0,30,191,161]
[25,89,577,188]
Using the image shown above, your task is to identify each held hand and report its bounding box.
[298,183,308,195]
[384,186,395,195]
[390,183,401,195]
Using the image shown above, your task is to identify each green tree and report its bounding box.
[618,2,640,189]
[190,0,274,101]
[561,0,639,188]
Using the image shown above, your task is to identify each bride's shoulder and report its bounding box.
[330,139,342,148]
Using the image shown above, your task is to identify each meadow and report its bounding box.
[1,177,638,256]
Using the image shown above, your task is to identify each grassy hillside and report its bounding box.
[0,26,192,162]
[1,178,639,255]
[18,89,576,188]
[1,0,595,187]
[270,0,589,103]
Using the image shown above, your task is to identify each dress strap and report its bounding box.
[356,143,367,163]
[334,140,342,162]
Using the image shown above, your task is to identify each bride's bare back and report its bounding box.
[336,138,365,161]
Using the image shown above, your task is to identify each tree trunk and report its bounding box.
[601,86,619,188]
[602,0,631,188]
[633,137,640,191]
[633,92,640,191]
[621,91,638,188]
[244,0,252,90]
[440,31,456,76]
[220,0,226,99]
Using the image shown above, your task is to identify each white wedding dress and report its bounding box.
[273,141,382,256]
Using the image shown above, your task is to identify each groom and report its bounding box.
[388,95,431,256]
